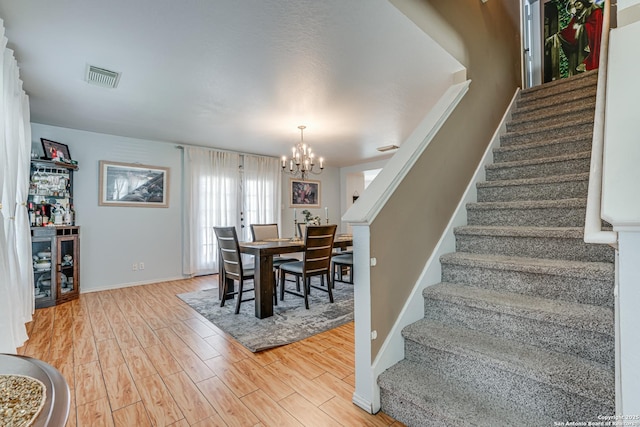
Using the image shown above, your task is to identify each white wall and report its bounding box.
[339,158,389,232]
[31,123,183,292]
[601,16,640,416]
[617,0,640,27]
[602,20,640,226]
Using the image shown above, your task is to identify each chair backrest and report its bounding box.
[214,226,244,281]
[303,225,337,275]
[250,223,279,241]
[297,222,307,239]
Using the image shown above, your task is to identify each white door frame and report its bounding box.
[521,0,543,88]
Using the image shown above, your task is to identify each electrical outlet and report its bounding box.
[139,262,144,270]
[132,263,138,271]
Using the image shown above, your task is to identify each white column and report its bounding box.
[351,223,379,413]
[617,231,640,414]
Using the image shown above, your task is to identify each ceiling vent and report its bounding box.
[85,65,121,88]
[376,144,399,153]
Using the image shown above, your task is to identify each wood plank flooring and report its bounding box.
[17,276,404,427]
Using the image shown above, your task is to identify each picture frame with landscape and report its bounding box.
[99,160,170,207]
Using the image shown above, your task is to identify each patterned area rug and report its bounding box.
[177,280,354,352]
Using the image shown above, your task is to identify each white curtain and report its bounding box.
[183,147,240,276]
[182,148,282,276]
[0,22,32,353]
[241,155,281,241]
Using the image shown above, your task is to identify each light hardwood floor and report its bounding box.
[17,276,403,427]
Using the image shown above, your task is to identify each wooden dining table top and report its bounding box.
[239,234,353,254]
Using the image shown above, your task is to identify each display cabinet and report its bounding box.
[31,227,79,308]
[29,159,79,308]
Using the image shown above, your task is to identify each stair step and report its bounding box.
[466,198,586,227]
[476,173,589,202]
[493,132,592,163]
[507,101,596,133]
[378,360,554,427]
[423,283,614,366]
[454,225,615,263]
[500,117,593,146]
[513,89,596,120]
[518,70,598,105]
[485,151,591,181]
[402,321,614,420]
[440,252,614,307]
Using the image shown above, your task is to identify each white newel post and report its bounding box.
[350,223,379,413]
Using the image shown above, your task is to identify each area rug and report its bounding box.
[177,280,354,352]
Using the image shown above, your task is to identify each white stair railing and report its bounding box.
[584,0,617,246]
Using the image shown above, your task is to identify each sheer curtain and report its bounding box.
[183,147,240,276]
[182,148,282,276]
[241,155,281,241]
[0,23,32,353]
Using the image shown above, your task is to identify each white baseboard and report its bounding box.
[80,275,189,294]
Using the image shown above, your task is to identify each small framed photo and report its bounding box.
[41,138,72,161]
[99,160,170,208]
[290,179,321,208]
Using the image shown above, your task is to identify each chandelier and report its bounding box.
[281,125,324,181]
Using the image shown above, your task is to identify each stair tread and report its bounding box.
[493,132,592,154]
[501,116,593,138]
[379,360,553,427]
[486,150,591,170]
[424,282,613,335]
[515,89,597,114]
[402,320,614,406]
[440,252,614,280]
[476,172,589,188]
[519,69,598,96]
[454,225,586,238]
[509,101,596,126]
[467,198,586,210]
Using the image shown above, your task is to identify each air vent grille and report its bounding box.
[85,65,121,88]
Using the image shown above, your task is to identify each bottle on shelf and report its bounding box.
[63,204,71,226]
[35,209,42,227]
[28,202,35,226]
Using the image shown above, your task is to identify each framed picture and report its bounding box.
[99,160,170,208]
[290,179,321,208]
[41,138,72,161]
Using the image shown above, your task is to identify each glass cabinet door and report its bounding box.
[56,233,79,303]
[32,232,56,309]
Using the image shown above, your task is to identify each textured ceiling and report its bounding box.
[0,0,462,167]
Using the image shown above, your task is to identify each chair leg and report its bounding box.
[235,280,243,314]
[280,270,286,301]
[273,271,278,306]
[220,276,229,307]
[303,276,310,309]
[327,272,334,303]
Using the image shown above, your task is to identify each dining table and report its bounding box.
[218,234,353,319]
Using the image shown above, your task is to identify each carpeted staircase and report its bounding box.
[378,70,615,426]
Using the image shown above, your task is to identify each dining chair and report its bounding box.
[250,223,299,285]
[214,226,256,314]
[332,252,353,284]
[297,222,307,240]
[279,224,337,309]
